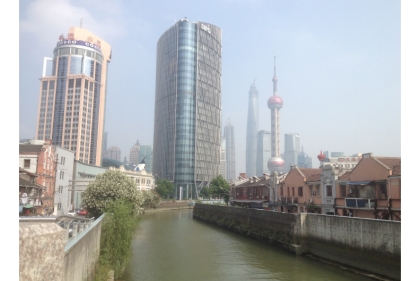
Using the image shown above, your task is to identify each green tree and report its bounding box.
[199,186,211,199]
[82,170,144,218]
[209,175,230,205]
[155,179,174,199]
[141,190,161,208]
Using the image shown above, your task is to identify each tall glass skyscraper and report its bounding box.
[224,120,236,182]
[220,137,227,180]
[256,130,271,176]
[35,27,112,166]
[152,18,222,199]
[139,145,153,173]
[246,82,259,177]
[284,133,300,172]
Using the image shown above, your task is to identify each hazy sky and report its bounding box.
[19,0,401,173]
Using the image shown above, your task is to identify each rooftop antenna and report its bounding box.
[80,18,83,28]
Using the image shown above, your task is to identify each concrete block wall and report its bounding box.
[63,215,104,281]
[19,222,67,281]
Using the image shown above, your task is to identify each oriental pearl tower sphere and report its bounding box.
[267,54,285,174]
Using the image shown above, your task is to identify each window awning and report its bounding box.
[345,181,372,185]
[231,200,266,203]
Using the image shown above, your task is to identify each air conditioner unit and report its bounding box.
[309,198,313,203]
[348,188,354,194]
[312,191,316,196]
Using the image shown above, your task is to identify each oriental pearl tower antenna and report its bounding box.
[267,53,285,208]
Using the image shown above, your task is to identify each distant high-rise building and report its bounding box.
[35,27,112,166]
[246,82,259,177]
[225,120,236,182]
[220,137,227,179]
[256,130,271,176]
[102,132,108,162]
[297,146,312,168]
[284,133,300,172]
[152,18,222,199]
[139,145,153,173]
[106,146,121,162]
[129,140,141,165]
[331,152,344,157]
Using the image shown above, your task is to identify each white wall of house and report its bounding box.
[54,147,75,215]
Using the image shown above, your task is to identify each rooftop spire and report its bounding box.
[272,48,278,95]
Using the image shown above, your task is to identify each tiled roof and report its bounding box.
[299,168,322,178]
[19,177,45,189]
[338,171,352,181]
[306,173,321,182]
[375,157,401,169]
[232,175,271,188]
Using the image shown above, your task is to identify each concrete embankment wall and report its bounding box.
[193,204,401,280]
[301,213,400,280]
[19,222,67,281]
[63,214,104,281]
[144,200,193,213]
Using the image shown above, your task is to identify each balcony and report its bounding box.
[279,197,299,204]
[345,198,375,209]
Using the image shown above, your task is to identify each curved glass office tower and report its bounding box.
[153,19,222,199]
[246,82,259,177]
[36,27,111,166]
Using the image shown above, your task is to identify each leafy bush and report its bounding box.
[82,170,144,218]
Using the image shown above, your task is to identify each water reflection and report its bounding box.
[122,209,373,281]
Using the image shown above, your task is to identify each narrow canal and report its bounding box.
[122,209,374,281]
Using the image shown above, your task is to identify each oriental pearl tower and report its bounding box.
[267,54,285,205]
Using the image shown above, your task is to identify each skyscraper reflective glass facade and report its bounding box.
[246,82,259,177]
[139,145,153,173]
[256,130,271,176]
[153,19,222,199]
[284,133,300,172]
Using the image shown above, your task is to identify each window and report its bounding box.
[326,185,332,197]
[141,179,145,184]
[340,185,346,197]
[298,186,303,197]
[24,159,30,168]
[316,185,320,196]
[292,187,295,196]
[57,203,62,210]
[380,184,387,198]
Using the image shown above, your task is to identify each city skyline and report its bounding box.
[19,0,401,175]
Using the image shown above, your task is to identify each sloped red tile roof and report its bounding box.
[375,157,401,169]
[299,168,322,179]
[338,171,352,181]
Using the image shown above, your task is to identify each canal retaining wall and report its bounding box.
[63,214,104,281]
[193,204,401,280]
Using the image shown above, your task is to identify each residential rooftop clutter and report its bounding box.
[229,152,401,221]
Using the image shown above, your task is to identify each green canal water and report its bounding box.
[122,209,376,281]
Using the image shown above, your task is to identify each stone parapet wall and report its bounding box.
[193,204,401,280]
[19,222,67,281]
[63,215,104,281]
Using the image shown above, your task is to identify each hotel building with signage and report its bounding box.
[152,18,222,200]
[35,27,112,166]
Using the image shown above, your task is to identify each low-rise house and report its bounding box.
[19,139,56,214]
[53,147,75,215]
[71,160,107,211]
[334,153,401,220]
[19,168,45,215]
[230,174,272,209]
[278,166,321,213]
[108,160,155,191]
